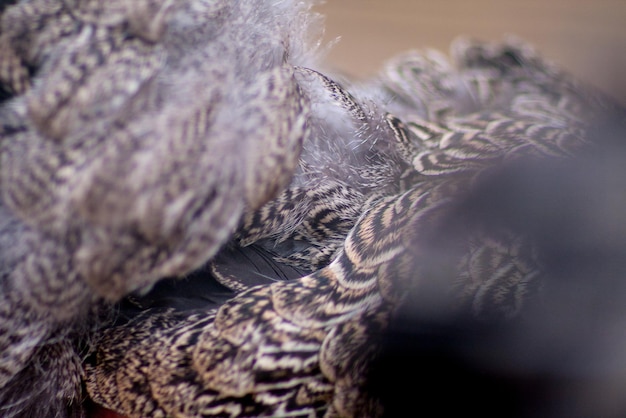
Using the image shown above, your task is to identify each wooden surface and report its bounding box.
[314,1,626,104]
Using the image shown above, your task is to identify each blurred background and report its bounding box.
[314,0,626,104]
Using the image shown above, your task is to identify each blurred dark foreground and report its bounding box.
[367,114,626,417]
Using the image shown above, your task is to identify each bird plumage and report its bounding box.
[1,0,315,415]
[0,1,625,417]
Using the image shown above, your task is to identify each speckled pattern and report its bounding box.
[0,1,625,417]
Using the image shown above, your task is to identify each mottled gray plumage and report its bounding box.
[0,1,625,417]
[1,0,314,416]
